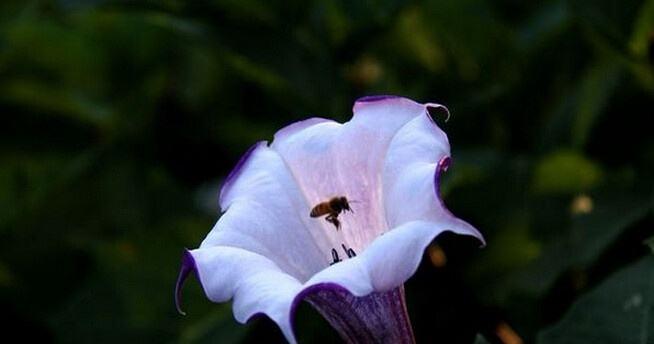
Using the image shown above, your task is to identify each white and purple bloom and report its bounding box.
[176,96,485,343]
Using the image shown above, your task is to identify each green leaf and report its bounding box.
[645,236,654,254]
[517,0,571,54]
[512,191,651,296]
[532,150,603,195]
[0,260,13,287]
[393,7,446,73]
[474,334,492,344]
[571,59,623,148]
[472,216,541,276]
[569,0,644,50]
[221,50,290,92]
[628,0,654,60]
[537,255,654,344]
[0,79,114,128]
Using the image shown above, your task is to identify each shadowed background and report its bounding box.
[1,0,653,343]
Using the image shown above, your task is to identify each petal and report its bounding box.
[305,220,451,294]
[271,96,433,251]
[180,232,426,344]
[178,221,460,343]
[272,117,334,143]
[187,246,303,344]
[174,249,197,316]
[186,221,455,343]
[208,142,331,281]
[383,111,485,244]
[218,141,265,208]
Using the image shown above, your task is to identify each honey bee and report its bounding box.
[310,196,353,230]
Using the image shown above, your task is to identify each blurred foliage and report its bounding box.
[1,0,653,343]
[537,256,654,344]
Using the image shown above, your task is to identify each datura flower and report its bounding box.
[176,95,485,343]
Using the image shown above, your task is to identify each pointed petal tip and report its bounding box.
[175,249,198,316]
[434,156,486,247]
[461,229,487,248]
[245,311,298,344]
[477,235,487,247]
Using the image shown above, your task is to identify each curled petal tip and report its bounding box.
[175,249,198,316]
[426,103,450,122]
[438,156,452,172]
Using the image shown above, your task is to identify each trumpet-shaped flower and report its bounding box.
[176,95,484,343]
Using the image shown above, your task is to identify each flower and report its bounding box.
[175,95,485,343]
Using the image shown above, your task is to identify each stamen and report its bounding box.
[330,245,357,266]
[330,248,342,265]
[342,244,357,258]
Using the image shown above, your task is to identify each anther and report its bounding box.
[341,244,357,258]
[330,248,342,265]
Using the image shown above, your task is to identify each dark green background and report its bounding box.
[1,0,653,343]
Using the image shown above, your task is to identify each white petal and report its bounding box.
[188,246,303,344]
[207,142,330,281]
[305,220,451,294]
[183,221,463,343]
[383,111,485,243]
[271,96,432,251]
[273,117,334,143]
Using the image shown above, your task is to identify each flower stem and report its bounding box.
[305,285,415,344]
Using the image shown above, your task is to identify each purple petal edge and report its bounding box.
[355,95,402,103]
[352,95,431,117]
[290,283,415,344]
[175,249,199,315]
[289,282,344,325]
[219,141,267,209]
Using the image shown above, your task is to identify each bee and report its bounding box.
[310,196,353,230]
